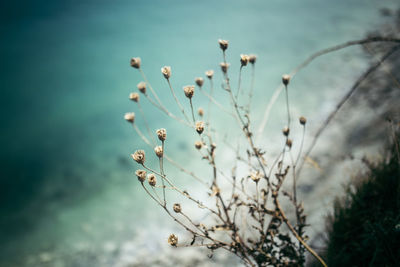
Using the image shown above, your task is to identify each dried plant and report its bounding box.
[125,37,400,266]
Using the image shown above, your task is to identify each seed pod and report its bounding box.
[195,77,204,87]
[183,85,195,99]
[282,74,291,86]
[156,128,167,141]
[194,140,203,150]
[197,108,204,117]
[147,173,157,186]
[135,169,147,182]
[205,70,214,79]
[282,127,290,136]
[137,82,146,94]
[195,121,205,134]
[173,203,181,213]
[220,62,230,73]
[130,57,141,69]
[218,39,229,51]
[129,92,139,102]
[154,146,163,158]
[131,150,145,164]
[250,171,261,183]
[249,54,257,64]
[168,234,178,246]
[161,66,171,79]
[299,116,307,125]
[240,54,249,66]
[124,112,135,124]
[286,139,293,148]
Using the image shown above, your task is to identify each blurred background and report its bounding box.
[0,0,399,266]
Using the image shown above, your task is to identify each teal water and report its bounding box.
[0,0,398,266]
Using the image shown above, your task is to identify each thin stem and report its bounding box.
[167,79,191,123]
[189,98,196,124]
[137,102,156,146]
[236,66,243,99]
[285,85,291,129]
[160,140,166,205]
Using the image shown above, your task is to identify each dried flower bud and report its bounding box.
[131,150,145,164]
[129,92,139,102]
[156,128,167,141]
[282,127,290,136]
[299,116,307,125]
[168,234,178,246]
[130,57,141,69]
[173,203,181,213]
[218,39,229,51]
[161,66,171,79]
[183,85,195,99]
[250,171,262,183]
[195,77,204,87]
[249,54,257,64]
[211,185,220,196]
[194,140,203,150]
[198,108,204,117]
[286,139,293,148]
[124,112,135,124]
[154,146,163,158]
[147,173,157,186]
[240,54,249,66]
[211,143,217,149]
[137,82,146,94]
[135,169,147,182]
[195,121,205,134]
[282,74,291,86]
[205,70,214,79]
[220,62,230,73]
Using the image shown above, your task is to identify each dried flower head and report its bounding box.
[131,150,145,164]
[135,169,147,182]
[154,146,163,158]
[282,127,290,136]
[220,62,230,73]
[205,70,214,79]
[249,54,257,64]
[137,82,146,94]
[147,173,157,186]
[130,57,141,69]
[124,112,135,124]
[299,116,307,125]
[161,66,171,79]
[211,185,220,196]
[129,92,140,102]
[183,85,195,99]
[282,74,291,86]
[195,121,205,134]
[156,128,167,141]
[250,171,262,183]
[194,140,203,150]
[240,54,249,66]
[195,77,204,87]
[218,39,229,51]
[197,108,204,117]
[168,234,178,246]
[286,139,293,148]
[173,203,181,213]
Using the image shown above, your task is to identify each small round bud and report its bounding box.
[282,127,290,136]
[137,82,146,94]
[248,54,257,64]
[205,70,214,79]
[282,74,291,86]
[220,62,230,73]
[129,92,140,102]
[299,116,307,125]
[211,143,217,149]
[124,112,135,124]
[194,140,203,150]
[161,66,171,79]
[147,173,157,186]
[195,121,205,134]
[156,128,167,141]
[250,171,261,183]
[135,169,147,182]
[183,85,195,99]
[130,57,141,69]
[173,203,181,213]
[286,139,293,148]
[195,77,204,87]
[154,146,163,158]
[197,108,204,117]
[240,54,249,66]
[168,234,178,246]
[131,150,145,164]
[218,39,229,51]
